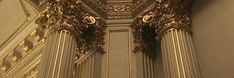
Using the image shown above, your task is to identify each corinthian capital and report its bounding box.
[35,0,106,58]
[35,0,97,32]
[131,0,193,52]
[133,0,193,39]
[153,0,193,38]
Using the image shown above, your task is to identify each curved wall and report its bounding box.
[192,0,234,78]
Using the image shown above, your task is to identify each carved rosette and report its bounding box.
[35,0,106,59]
[131,0,193,52]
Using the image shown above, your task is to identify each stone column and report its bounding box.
[153,0,201,78]
[39,29,77,78]
[160,29,201,78]
[35,0,105,77]
[73,51,102,78]
[132,0,202,78]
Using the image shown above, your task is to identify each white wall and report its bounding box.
[192,0,234,78]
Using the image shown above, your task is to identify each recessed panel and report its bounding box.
[108,30,129,78]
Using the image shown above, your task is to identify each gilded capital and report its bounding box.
[131,0,193,52]
[35,0,106,58]
[133,0,193,39]
[154,0,193,39]
[35,0,96,33]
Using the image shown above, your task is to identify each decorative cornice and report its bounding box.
[0,0,36,52]
[35,0,106,59]
[131,0,193,52]
[0,28,44,77]
[23,63,39,78]
[0,0,46,68]
[0,37,43,77]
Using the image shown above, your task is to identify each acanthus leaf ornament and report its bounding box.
[35,0,106,59]
[131,15,158,56]
[131,0,193,53]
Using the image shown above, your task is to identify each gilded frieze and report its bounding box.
[106,2,132,19]
[81,0,154,19]
[107,3,132,12]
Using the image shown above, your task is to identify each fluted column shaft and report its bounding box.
[135,51,158,78]
[39,29,77,78]
[161,29,201,78]
[73,51,102,78]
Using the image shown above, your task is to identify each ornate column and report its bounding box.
[132,0,201,78]
[35,1,78,78]
[155,0,201,78]
[35,0,105,78]
[39,29,77,78]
